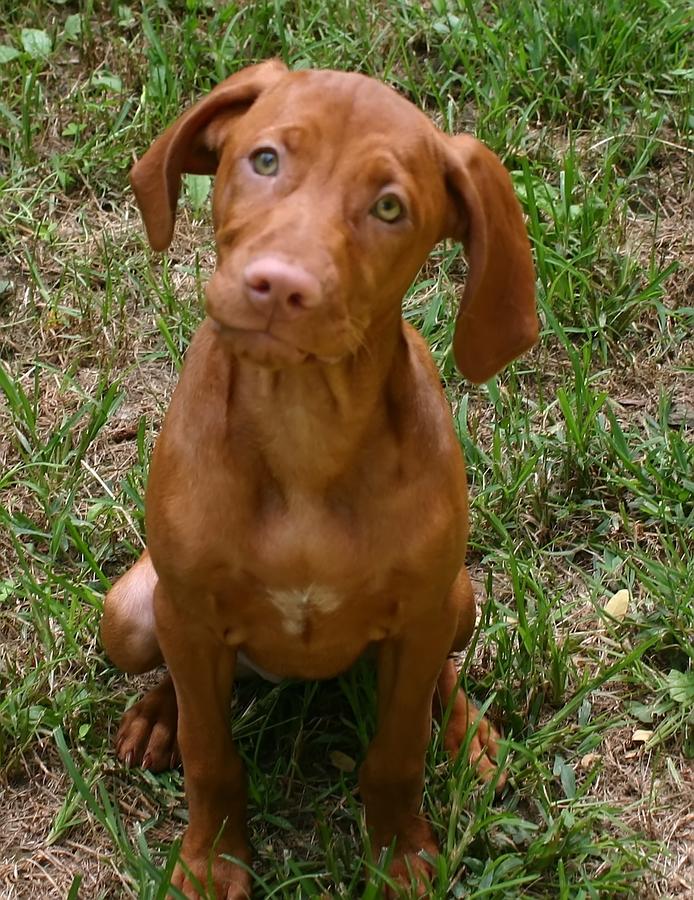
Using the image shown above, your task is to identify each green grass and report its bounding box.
[1,0,692,897]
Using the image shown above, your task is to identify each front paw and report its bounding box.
[171,834,252,900]
[444,697,507,790]
[373,818,439,899]
[384,847,436,898]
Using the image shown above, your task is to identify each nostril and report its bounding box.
[287,292,304,309]
[249,277,272,294]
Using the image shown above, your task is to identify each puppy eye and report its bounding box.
[371,193,404,223]
[251,148,279,176]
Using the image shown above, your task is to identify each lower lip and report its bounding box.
[211,322,310,364]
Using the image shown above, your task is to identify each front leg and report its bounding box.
[154,584,251,900]
[359,609,456,897]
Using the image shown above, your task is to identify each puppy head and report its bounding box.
[131,63,536,376]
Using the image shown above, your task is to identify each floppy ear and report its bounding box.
[442,134,538,383]
[130,60,288,251]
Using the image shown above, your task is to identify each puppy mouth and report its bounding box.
[209,320,340,366]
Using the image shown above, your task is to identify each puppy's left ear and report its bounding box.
[442,135,538,383]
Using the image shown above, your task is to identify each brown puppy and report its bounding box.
[102,60,537,898]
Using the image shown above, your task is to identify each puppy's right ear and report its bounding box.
[130,60,287,251]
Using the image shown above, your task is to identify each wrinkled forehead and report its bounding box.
[234,69,441,166]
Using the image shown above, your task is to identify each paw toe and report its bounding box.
[114,678,179,771]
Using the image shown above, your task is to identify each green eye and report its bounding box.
[251,148,279,176]
[372,193,403,222]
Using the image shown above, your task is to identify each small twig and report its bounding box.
[588,134,693,154]
[80,460,146,549]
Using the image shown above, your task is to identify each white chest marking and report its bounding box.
[267,586,343,635]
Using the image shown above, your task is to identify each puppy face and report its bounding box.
[131,63,536,378]
[204,71,449,367]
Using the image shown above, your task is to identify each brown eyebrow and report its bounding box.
[279,125,310,153]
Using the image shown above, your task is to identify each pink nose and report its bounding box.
[243,257,321,315]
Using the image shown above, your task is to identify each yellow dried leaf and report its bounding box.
[632,729,653,743]
[604,588,630,621]
[329,750,356,773]
[580,752,601,769]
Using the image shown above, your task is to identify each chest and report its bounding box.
[264,585,344,636]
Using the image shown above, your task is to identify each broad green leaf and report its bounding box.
[21,28,52,59]
[64,14,82,41]
[186,174,212,213]
[666,670,694,707]
[90,72,122,91]
[0,44,20,63]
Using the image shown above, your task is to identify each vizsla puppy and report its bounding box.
[102,60,536,898]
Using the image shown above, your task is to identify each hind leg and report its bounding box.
[102,548,162,673]
[102,550,179,772]
[434,567,506,787]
